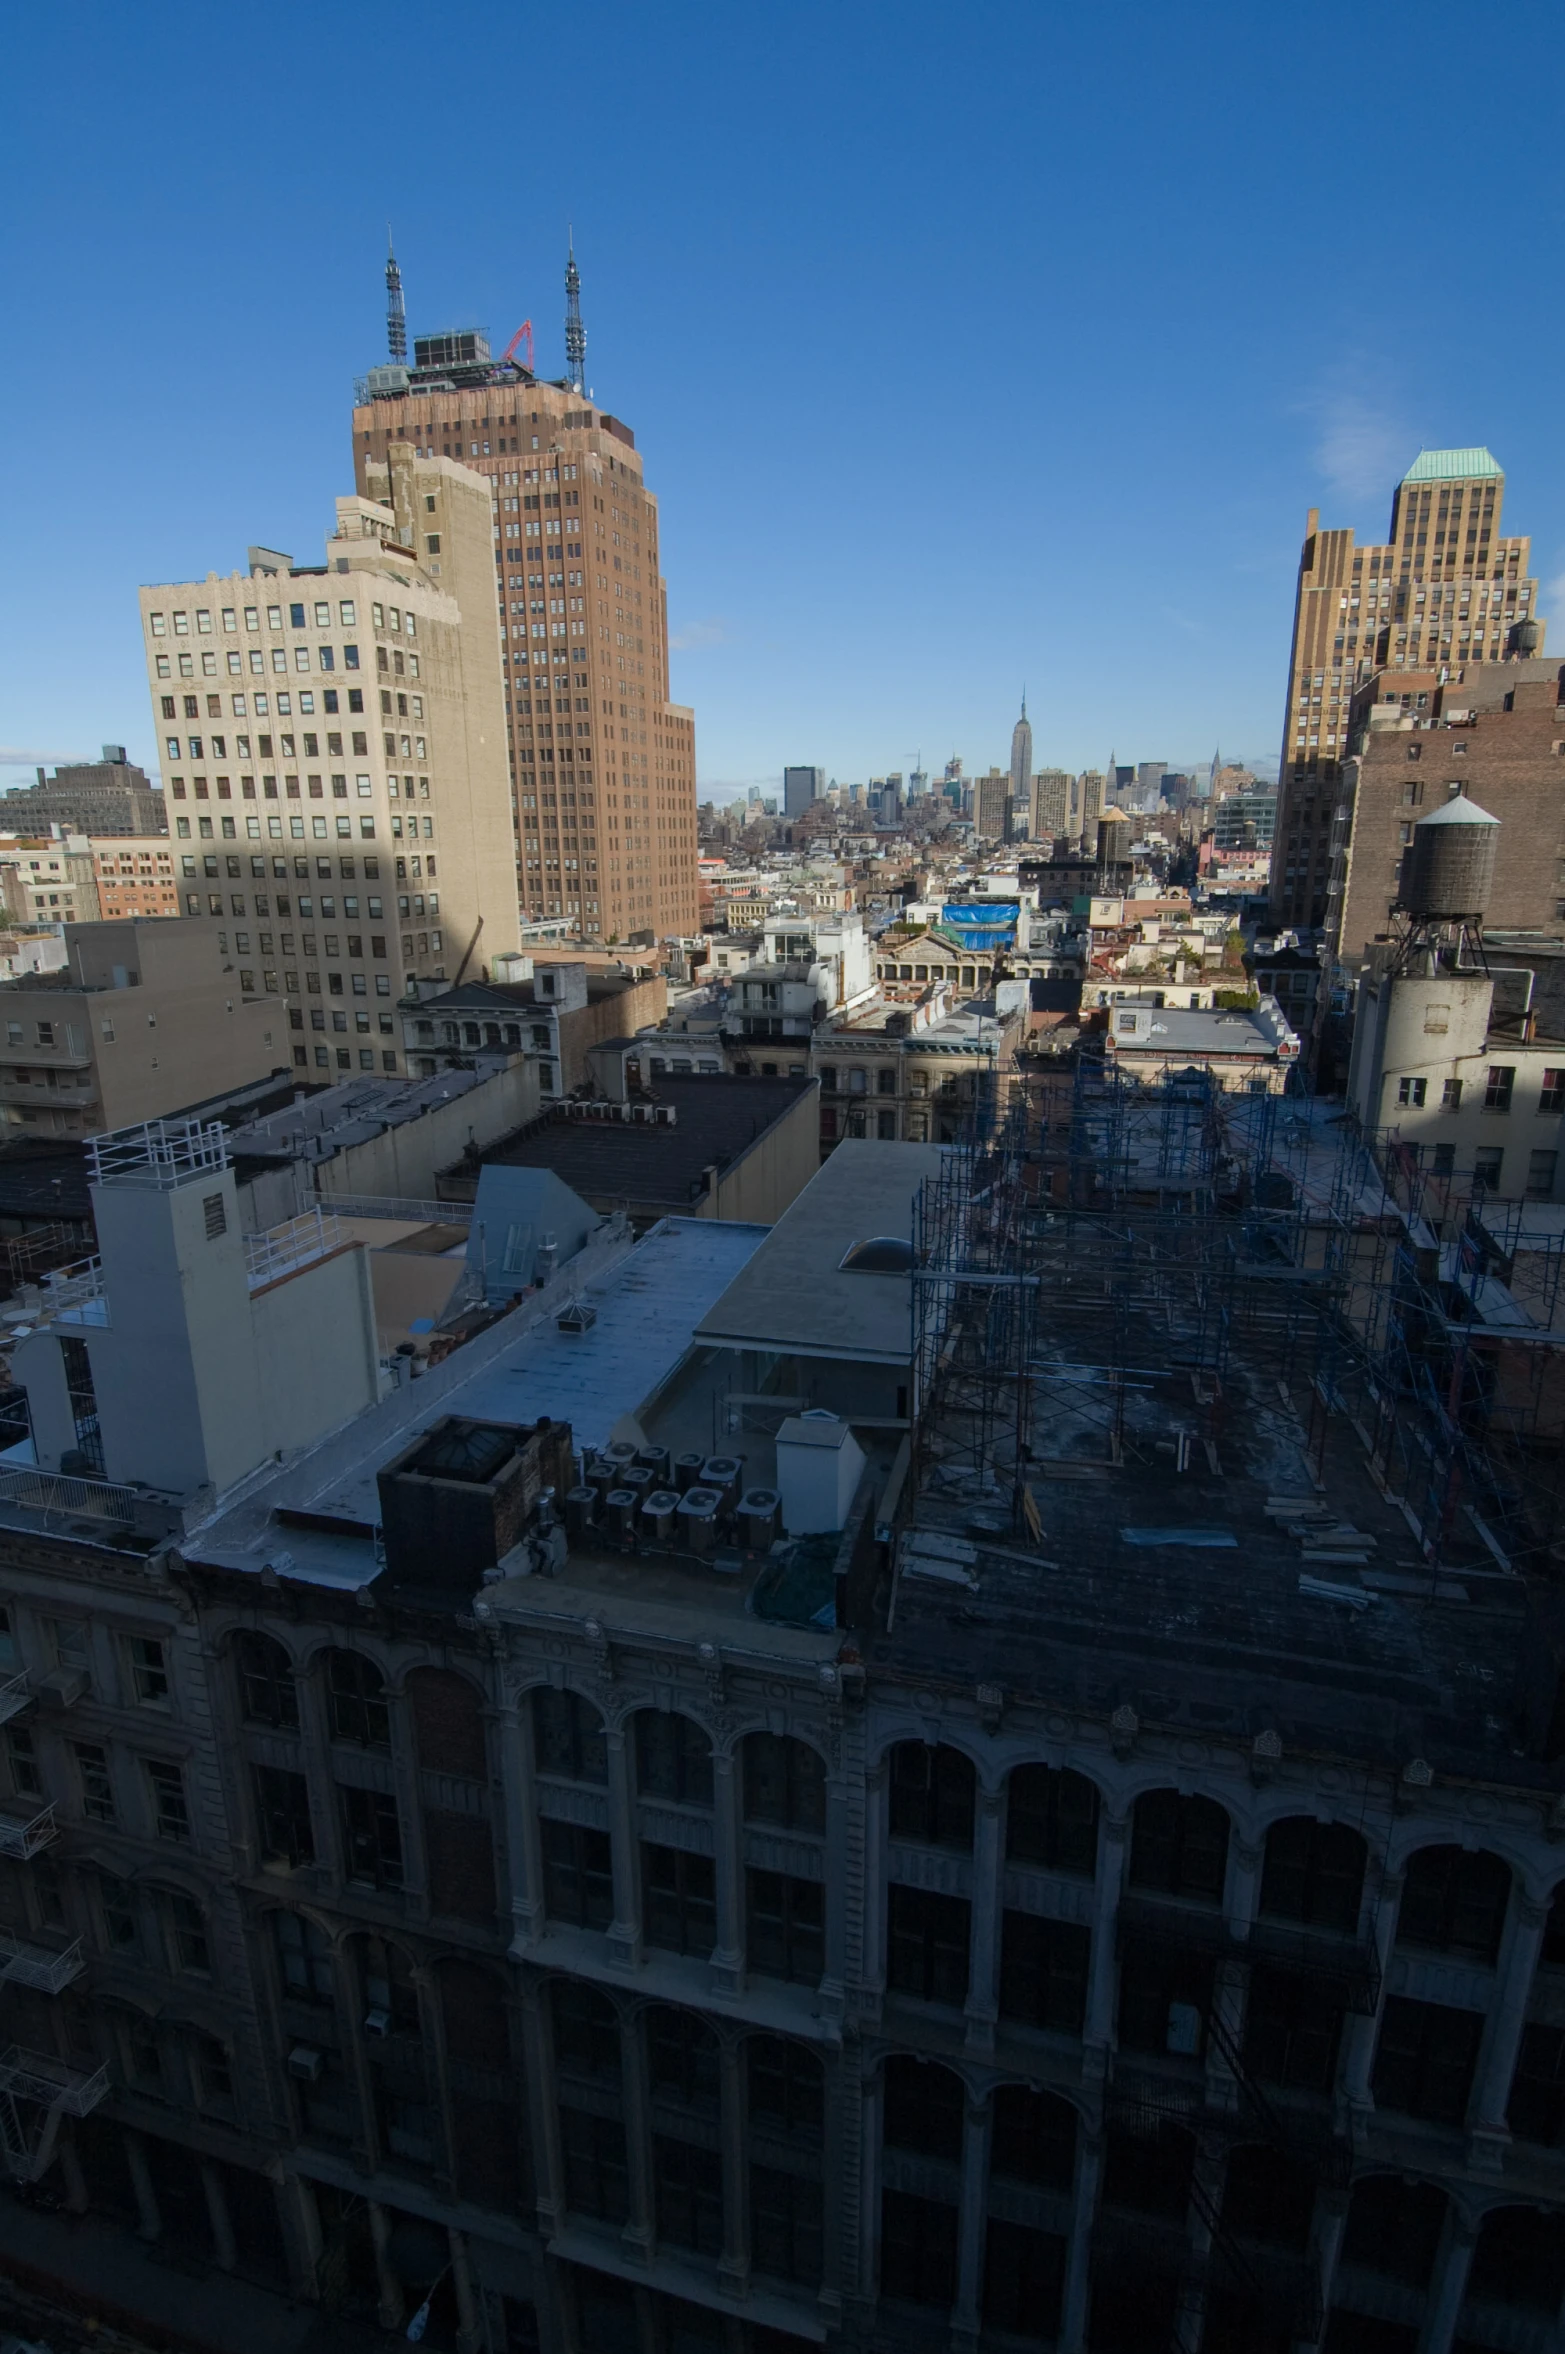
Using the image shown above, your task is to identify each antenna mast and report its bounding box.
[386,233,407,365]
[564,234,586,394]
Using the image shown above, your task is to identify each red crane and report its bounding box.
[500,319,534,373]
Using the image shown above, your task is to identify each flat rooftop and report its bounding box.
[695,1138,942,1366]
[184,1215,765,1589]
[226,1067,498,1164]
[474,1074,814,1213]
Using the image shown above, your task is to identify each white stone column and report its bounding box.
[952,2085,992,2350]
[1057,2130,1101,2354]
[367,2198,406,2330]
[447,2226,482,2354]
[499,1687,545,1949]
[718,2035,749,2297]
[1341,1866,1401,2114]
[273,2170,325,2302]
[1468,1893,1547,2136]
[1084,1813,1129,2058]
[821,1771,849,2020]
[122,2129,161,2242]
[1417,2214,1475,2354]
[200,2160,238,2271]
[711,1747,744,1999]
[965,1789,1004,2054]
[858,2062,884,2304]
[618,2007,655,2264]
[605,1723,642,1969]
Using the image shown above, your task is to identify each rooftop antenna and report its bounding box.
[386,231,407,365]
[565,231,586,395]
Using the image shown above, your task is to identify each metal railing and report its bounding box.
[0,1672,30,1728]
[0,1804,55,1859]
[0,1466,140,1525]
[245,1207,344,1288]
[34,1256,107,1325]
[0,1932,83,1993]
[0,2048,109,2116]
[88,1117,229,1186]
[317,1193,474,1226]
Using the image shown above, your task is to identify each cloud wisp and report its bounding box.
[669,618,729,652]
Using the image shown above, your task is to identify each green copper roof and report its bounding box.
[1401,447,1503,484]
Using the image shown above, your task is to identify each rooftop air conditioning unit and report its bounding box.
[35,1668,87,1712]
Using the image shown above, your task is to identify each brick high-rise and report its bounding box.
[1272,448,1542,927]
[353,254,699,947]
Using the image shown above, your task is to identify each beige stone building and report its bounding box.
[139,476,521,1014]
[0,839,99,926]
[0,918,287,1136]
[353,348,698,947]
[1273,448,1542,927]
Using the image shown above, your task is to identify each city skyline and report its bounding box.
[3,0,1560,800]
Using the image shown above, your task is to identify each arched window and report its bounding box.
[1005,1764,1098,1877]
[1397,1845,1511,1963]
[634,1710,713,1807]
[1339,2177,1446,2288]
[235,1631,298,1730]
[743,1732,826,1834]
[1259,1817,1367,1933]
[883,2053,964,2163]
[325,1649,389,1750]
[1467,2203,1565,2314]
[889,1741,975,1850]
[989,2084,1076,2192]
[1129,1790,1229,1903]
[554,1982,627,2226]
[532,1688,607,1784]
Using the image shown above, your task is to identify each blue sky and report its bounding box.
[2,0,1561,801]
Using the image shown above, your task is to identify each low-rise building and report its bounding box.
[0,838,100,927]
[0,918,289,1137]
[1104,996,1301,1091]
[400,958,666,1098]
[814,987,1022,1149]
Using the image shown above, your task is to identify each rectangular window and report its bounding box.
[74,1741,114,1822]
[146,1759,190,1842]
[129,1635,169,1707]
[641,1843,715,1957]
[1397,1075,1427,1108]
[253,1764,313,1866]
[751,2162,823,2287]
[887,1884,971,2007]
[58,1337,104,1475]
[339,1786,403,1889]
[746,1869,824,1985]
[559,2106,629,2223]
[1540,1070,1565,1115]
[1474,1146,1504,1189]
[999,1912,1090,2033]
[881,2188,959,2308]
[1527,1149,1557,1198]
[539,1819,613,1927]
[1442,1078,1463,1111]
[1484,1064,1515,1112]
[1372,1996,1482,2125]
[652,2134,723,2255]
[6,1724,42,1799]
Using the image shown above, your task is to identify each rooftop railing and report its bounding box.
[245,1206,344,1289]
[87,1118,229,1187]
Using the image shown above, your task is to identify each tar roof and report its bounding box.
[695,1138,943,1365]
[479,1074,814,1211]
[185,1214,765,1588]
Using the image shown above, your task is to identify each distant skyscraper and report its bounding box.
[1009,694,1033,802]
[352,248,698,944]
[784,765,825,818]
[1272,447,1539,926]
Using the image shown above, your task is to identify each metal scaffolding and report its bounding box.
[911,1058,1565,1570]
